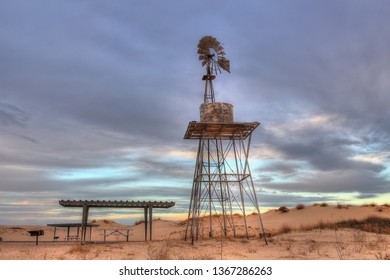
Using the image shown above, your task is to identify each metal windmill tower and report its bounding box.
[184,36,267,244]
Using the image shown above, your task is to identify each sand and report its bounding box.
[1,204,389,260]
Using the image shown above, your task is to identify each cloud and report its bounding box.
[252,111,389,195]
[256,192,342,208]
[0,102,29,127]
[262,169,389,194]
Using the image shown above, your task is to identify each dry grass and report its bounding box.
[375,252,390,260]
[299,216,390,235]
[336,203,349,209]
[147,243,171,260]
[336,216,390,234]
[66,243,91,259]
[277,224,292,234]
[147,240,216,260]
[300,220,331,231]
[367,234,388,251]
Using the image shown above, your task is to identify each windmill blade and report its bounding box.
[198,40,209,48]
[216,45,224,53]
[198,36,213,48]
[207,36,216,44]
[197,49,209,55]
[201,36,218,50]
[211,40,220,49]
[198,35,212,43]
[201,36,212,46]
[218,59,230,73]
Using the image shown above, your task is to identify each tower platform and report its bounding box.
[184,121,259,140]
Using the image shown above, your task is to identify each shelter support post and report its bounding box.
[149,206,153,241]
[53,227,57,240]
[144,207,148,241]
[67,226,70,240]
[81,205,89,242]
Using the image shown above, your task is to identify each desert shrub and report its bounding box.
[336,203,348,209]
[259,232,272,239]
[296,204,305,210]
[320,202,328,207]
[376,207,384,212]
[248,247,257,253]
[363,202,377,207]
[134,220,144,226]
[278,206,289,213]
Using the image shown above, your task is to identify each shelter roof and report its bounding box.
[59,200,175,208]
[47,223,99,227]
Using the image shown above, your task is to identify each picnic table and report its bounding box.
[100,229,134,242]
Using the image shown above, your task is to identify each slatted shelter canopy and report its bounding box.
[59,200,175,208]
[58,200,175,242]
[47,223,99,227]
[184,121,259,140]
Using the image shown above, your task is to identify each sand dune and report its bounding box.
[1,204,389,260]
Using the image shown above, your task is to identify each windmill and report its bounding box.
[184,36,267,244]
[197,35,230,103]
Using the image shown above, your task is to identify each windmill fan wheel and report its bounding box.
[197,36,230,74]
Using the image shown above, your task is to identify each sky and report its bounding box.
[1,0,390,225]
